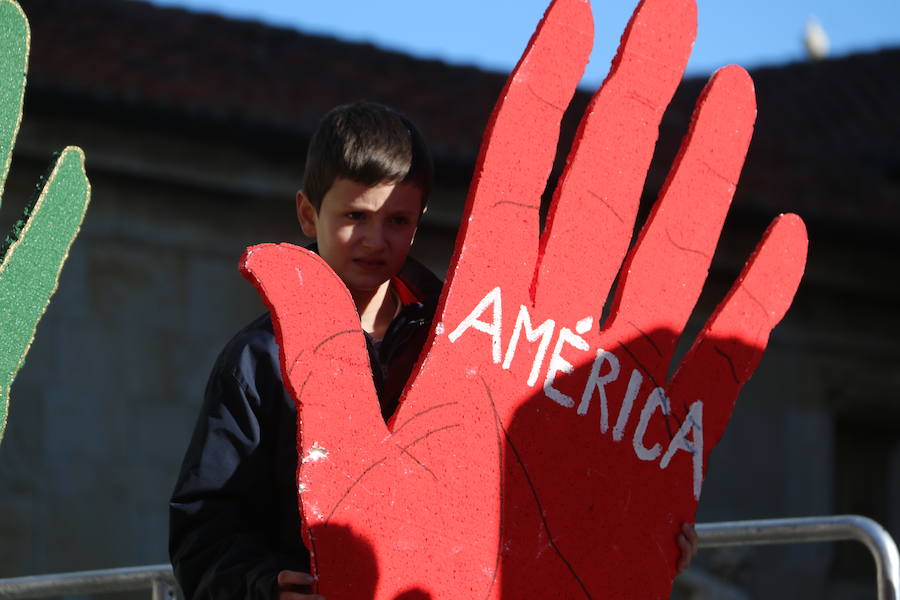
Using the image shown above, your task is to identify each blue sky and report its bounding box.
[146,0,900,87]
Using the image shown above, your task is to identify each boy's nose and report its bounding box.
[360,223,387,251]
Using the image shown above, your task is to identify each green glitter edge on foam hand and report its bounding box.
[0,0,27,206]
[0,0,91,441]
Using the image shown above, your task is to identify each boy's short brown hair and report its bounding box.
[302,101,433,212]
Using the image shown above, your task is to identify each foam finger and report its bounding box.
[439,0,593,330]
[534,0,697,326]
[0,0,27,200]
[667,214,807,462]
[239,243,385,453]
[606,66,756,373]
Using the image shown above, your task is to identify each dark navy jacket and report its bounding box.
[169,257,441,600]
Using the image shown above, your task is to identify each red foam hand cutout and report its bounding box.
[239,0,808,597]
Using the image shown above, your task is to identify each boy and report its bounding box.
[169,101,442,600]
[169,101,697,600]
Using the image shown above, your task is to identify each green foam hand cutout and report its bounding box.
[0,0,90,441]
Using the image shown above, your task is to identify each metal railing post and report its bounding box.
[697,515,900,600]
[151,578,176,600]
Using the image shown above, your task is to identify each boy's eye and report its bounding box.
[346,212,364,221]
[390,216,410,226]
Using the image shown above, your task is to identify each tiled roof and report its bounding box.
[742,52,900,232]
[20,0,504,163]
[17,0,900,229]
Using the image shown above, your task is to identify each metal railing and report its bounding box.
[0,515,896,599]
[697,515,900,600]
[0,564,175,599]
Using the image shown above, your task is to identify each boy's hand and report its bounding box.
[677,523,700,574]
[275,570,322,600]
[241,0,806,597]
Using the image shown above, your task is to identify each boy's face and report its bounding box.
[297,178,423,297]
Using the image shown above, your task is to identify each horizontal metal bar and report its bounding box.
[697,515,899,600]
[0,564,174,598]
[0,516,895,599]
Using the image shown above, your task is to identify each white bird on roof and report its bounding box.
[805,15,830,60]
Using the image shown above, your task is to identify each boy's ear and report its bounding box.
[296,190,318,238]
